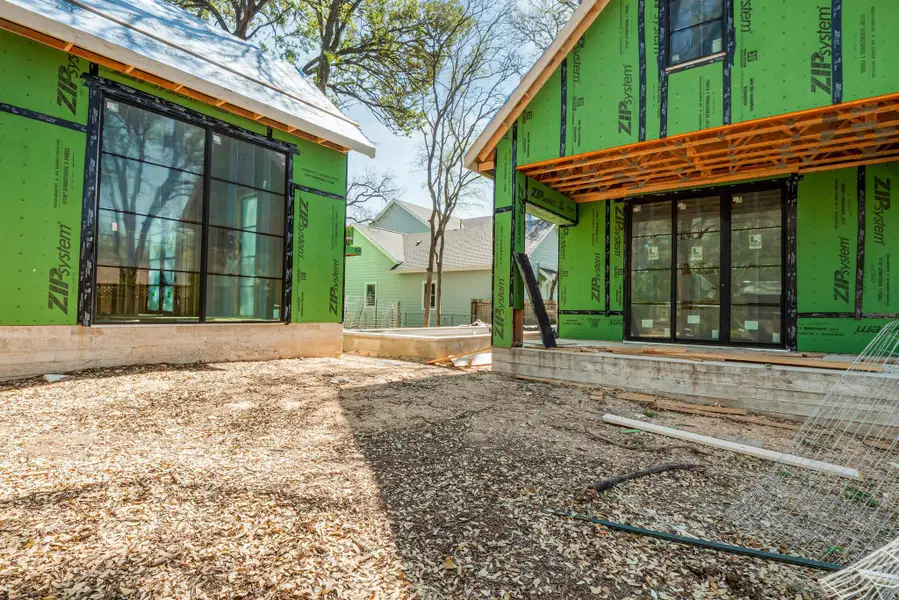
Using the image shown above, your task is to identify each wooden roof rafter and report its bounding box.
[518,93,899,203]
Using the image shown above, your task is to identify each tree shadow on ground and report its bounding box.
[335,368,818,600]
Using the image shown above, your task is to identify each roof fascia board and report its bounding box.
[463,0,610,169]
[1,0,376,157]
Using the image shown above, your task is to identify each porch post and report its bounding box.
[492,126,526,348]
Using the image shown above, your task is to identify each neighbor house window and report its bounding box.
[365,283,377,307]
[668,0,724,67]
[95,100,286,323]
[422,281,436,310]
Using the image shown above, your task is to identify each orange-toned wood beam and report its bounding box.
[520,93,899,178]
[548,124,899,192]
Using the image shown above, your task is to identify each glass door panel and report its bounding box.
[630,201,672,338]
[676,197,721,341]
[730,190,783,344]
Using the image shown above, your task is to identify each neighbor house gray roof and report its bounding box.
[355,220,555,273]
[394,201,464,231]
[396,225,493,272]
[461,216,493,228]
[2,0,375,156]
[353,225,404,264]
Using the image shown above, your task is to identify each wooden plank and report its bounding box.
[639,348,882,373]
[602,414,862,480]
[656,399,747,416]
[424,347,492,365]
[727,415,801,431]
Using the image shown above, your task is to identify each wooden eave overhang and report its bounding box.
[517,93,899,203]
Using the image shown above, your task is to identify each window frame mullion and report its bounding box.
[199,128,213,323]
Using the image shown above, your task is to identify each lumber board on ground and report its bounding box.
[602,414,862,480]
[424,347,492,365]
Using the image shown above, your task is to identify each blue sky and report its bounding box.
[344,104,493,220]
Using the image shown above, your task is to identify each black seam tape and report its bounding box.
[0,102,87,133]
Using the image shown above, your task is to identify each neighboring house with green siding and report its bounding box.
[345,202,557,328]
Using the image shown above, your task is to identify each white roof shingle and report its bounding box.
[2,0,375,156]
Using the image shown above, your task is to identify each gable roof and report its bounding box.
[354,220,556,273]
[464,0,610,170]
[371,200,465,232]
[1,0,375,157]
[353,225,405,264]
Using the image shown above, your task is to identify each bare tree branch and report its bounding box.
[346,169,403,224]
[415,0,523,326]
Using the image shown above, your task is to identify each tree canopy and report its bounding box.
[173,0,464,134]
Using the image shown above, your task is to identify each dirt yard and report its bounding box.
[0,356,825,599]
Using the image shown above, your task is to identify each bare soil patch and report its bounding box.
[1,356,822,598]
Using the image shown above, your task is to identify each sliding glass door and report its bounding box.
[626,186,784,347]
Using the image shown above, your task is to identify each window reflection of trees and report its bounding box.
[98,103,205,319]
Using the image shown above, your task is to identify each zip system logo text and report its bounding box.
[48,223,73,314]
[810,6,833,95]
[833,235,852,303]
[618,64,634,136]
[872,176,891,245]
[57,55,79,116]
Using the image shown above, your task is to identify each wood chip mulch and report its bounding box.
[0,356,824,599]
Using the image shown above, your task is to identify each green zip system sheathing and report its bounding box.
[565,0,640,157]
[797,163,899,353]
[730,3,834,123]
[667,61,723,137]
[517,66,562,165]
[294,190,346,323]
[0,31,87,325]
[557,200,625,340]
[0,32,349,326]
[493,131,525,348]
[509,0,899,170]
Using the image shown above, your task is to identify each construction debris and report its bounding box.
[602,414,862,480]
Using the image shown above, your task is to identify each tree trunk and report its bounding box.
[435,230,446,326]
[423,218,438,327]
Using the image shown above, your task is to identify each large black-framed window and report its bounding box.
[667,0,724,67]
[94,97,289,323]
[625,182,786,348]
